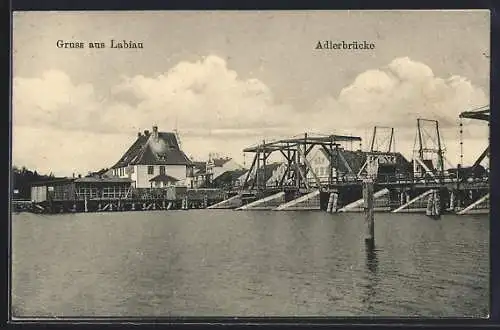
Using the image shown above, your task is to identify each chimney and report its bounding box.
[138,132,142,137]
[152,125,159,139]
[144,130,150,136]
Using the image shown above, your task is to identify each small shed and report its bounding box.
[149,174,179,188]
[30,178,75,203]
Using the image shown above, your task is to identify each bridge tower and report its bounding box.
[412,119,446,183]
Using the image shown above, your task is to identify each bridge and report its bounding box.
[211,113,489,215]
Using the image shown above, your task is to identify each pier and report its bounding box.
[28,176,226,214]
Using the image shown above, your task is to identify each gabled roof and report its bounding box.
[211,157,232,167]
[316,148,411,174]
[112,131,192,168]
[149,174,179,183]
[192,161,207,172]
[75,177,133,183]
[212,169,248,185]
[246,162,283,186]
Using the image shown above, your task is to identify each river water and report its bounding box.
[11,210,489,318]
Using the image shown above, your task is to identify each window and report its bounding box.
[160,166,165,175]
[148,166,154,175]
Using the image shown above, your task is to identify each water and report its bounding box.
[11,210,489,317]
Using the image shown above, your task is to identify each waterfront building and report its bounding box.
[190,161,209,188]
[211,168,248,189]
[306,147,411,183]
[265,163,288,187]
[239,162,284,189]
[110,126,194,188]
[206,155,245,185]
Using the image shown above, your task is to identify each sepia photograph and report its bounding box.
[10,10,490,318]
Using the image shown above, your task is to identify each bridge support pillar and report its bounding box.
[449,191,455,210]
[327,192,338,213]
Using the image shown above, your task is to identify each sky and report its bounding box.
[12,10,490,176]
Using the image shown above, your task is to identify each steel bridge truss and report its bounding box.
[241,133,362,191]
[358,126,398,180]
[459,105,490,176]
[412,118,447,183]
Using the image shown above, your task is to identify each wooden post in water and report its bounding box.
[363,179,375,246]
[84,198,88,212]
[449,191,455,210]
[327,192,338,213]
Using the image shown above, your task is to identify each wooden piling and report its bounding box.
[327,192,338,213]
[449,191,454,210]
[363,179,375,244]
[84,198,88,212]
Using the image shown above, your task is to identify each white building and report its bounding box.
[110,126,194,188]
[306,148,336,184]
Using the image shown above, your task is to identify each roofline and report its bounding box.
[30,178,75,186]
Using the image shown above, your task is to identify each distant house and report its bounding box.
[86,168,112,178]
[265,163,287,187]
[212,168,248,189]
[110,126,194,188]
[190,161,209,188]
[306,147,411,183]
[241,162,283,189]
[206,156,245,185]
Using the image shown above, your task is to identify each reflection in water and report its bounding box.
[362,240,379,314]
[12,211,489,317]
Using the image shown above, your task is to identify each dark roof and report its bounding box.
[318,149,411,174]
[246,162,282,186]
[74,177,132,183]
[149,174,180,183]
[192,161,207,172]
[211,157,232,167]
[213,169,248,185]
[112,131,192,168]
[30,178,74,186]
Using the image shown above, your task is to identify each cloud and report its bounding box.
[12,126,134,177]
[110,55,298,133]
[12,55,489,175]
[312,57,488,131]
[308,57,488,165]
